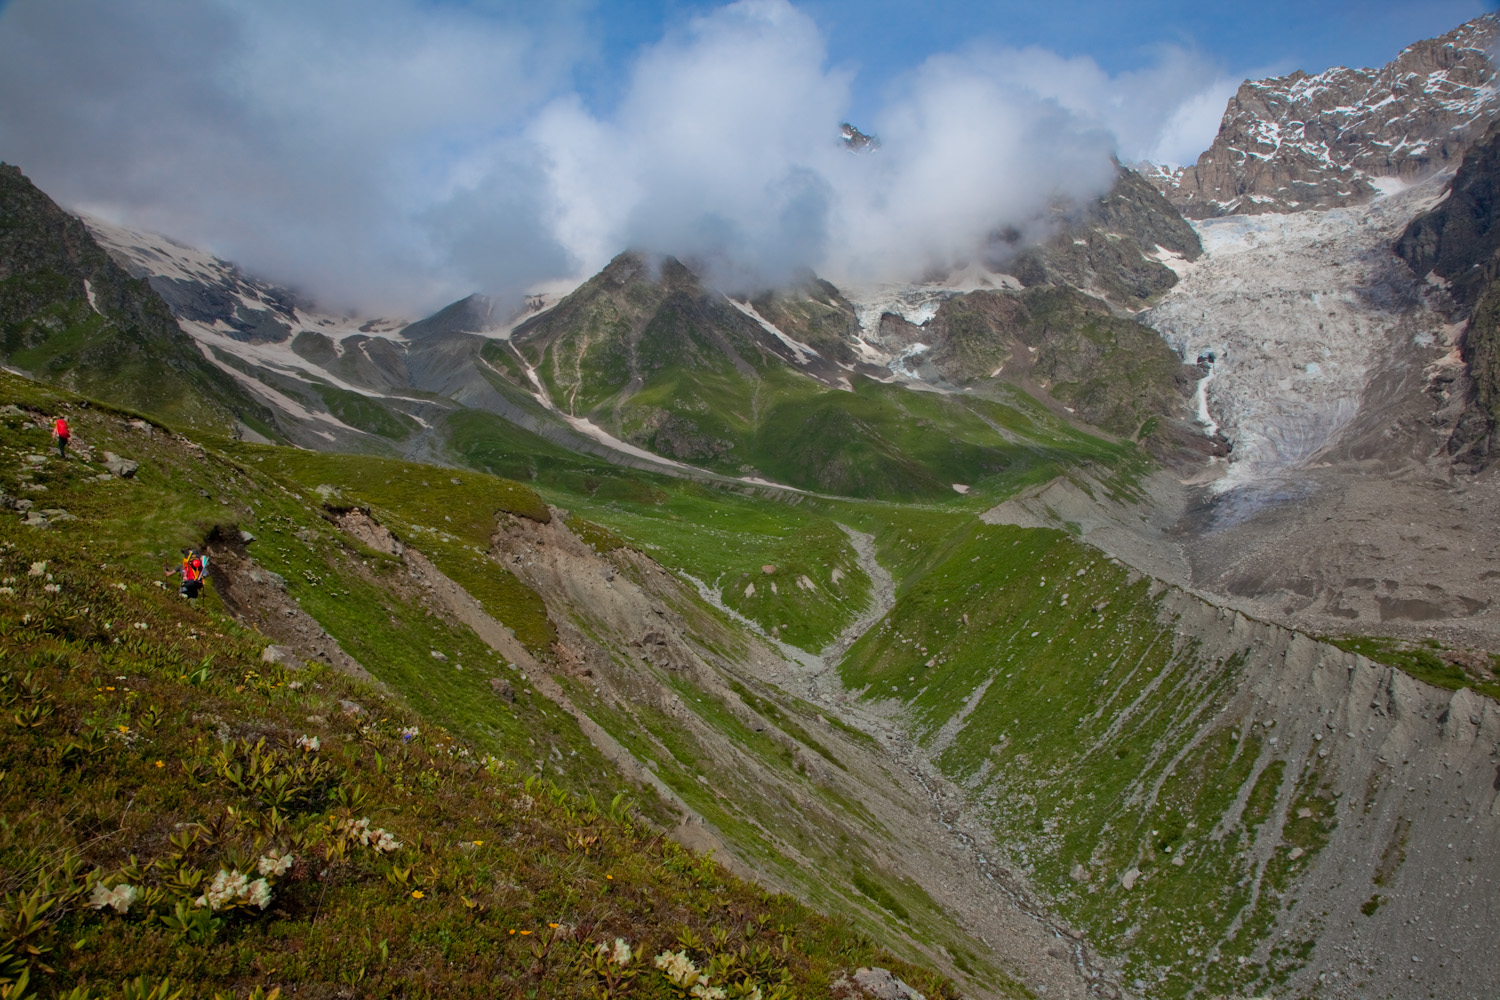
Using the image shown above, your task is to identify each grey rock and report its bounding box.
[247,566,287,590]
[831,967,927,1000]
[101,452,139,478]
[339,699,364,716]
[261,645,303,670]
[23,508,75,527]
[489,677,515,702]
[239,530,256,543]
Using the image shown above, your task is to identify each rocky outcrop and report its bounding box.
[1008,166,1203,307]
[1397,119,1500,469]
[920,285,1210,461]
[1153,14,1500,218]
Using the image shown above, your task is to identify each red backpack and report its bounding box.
[54,417,69,439]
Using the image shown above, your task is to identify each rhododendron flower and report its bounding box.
[88,882,138,914]
[247,878,273,909]
[257,851,294,877]
[655,950,700,988]
[296,734,319,752]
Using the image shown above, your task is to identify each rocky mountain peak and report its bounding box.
[840,122,878,151]
[1152,13,1500,218]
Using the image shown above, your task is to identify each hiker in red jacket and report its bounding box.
[167,549,208,599]
[52,416,70,459]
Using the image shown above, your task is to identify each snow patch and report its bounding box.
[729,298,820,364]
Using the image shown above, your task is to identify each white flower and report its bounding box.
[690,985,726,1000]
[247,878,272,909]
[88,882,139,914]
[0,587,13,596]
[257,851,294,877]
[400,726,419,741]
[27,561,46,577]
[287,681,303,690]
[611,938,633,966]
[203,868,251,910]
[342,817,373,844]
[42,583,60,593]
[114,582,126,590]
[656,951,700,987]
[296,734,320,752]
[372,829,402,853]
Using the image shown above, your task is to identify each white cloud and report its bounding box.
[0,0,1237,313]
[0,0,585,313]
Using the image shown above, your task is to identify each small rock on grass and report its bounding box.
[23,508,76,527]
[830,967,927,1000]
[261,645,303,670]
[339,699,364,716]
[490,677,516,702]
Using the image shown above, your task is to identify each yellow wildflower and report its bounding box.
[411,890,425,899]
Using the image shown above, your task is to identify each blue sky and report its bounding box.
[577,0,1494,120]
[0,0,1494,311]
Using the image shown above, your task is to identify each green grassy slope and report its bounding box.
[0,370,958,999]
[506,251,1147,501]
[838,523,1337,999]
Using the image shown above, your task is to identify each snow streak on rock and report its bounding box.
[1150,14,1499,218]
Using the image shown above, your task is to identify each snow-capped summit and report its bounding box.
[1152,13,1499,218]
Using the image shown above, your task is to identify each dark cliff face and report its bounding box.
[1396,119,1500,311]
[1396,123,1500,470]
[0,163,275,435]
[1005,167,1204,310]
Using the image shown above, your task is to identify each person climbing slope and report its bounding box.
[168,548,208,599]
[52,415,69,459]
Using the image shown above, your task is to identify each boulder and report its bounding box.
[261,645,303,670]
[101,452,139,479]
[830,967,927,1000]
[247,566,287,590]
[489,677,516,703]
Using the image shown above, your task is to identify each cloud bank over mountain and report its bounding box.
[0,0,1238,313]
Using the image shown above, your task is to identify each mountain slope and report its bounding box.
[0,163,277,437]
[0,369,959,1000]
[1150,14,1500,218]
[1008,166,1204,308]
[510,251,1140,499]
